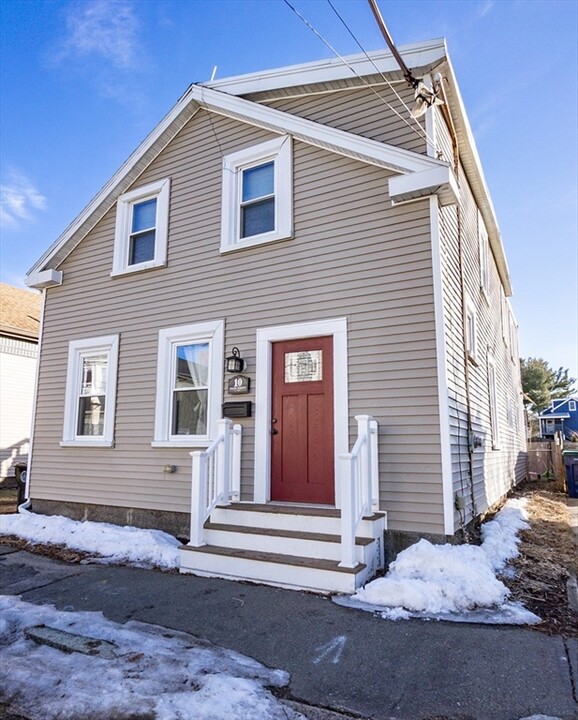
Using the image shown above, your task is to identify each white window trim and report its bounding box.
[465,295,478,364]
[61,335,119,447]
[152,320,224,447]
[478,211,490,303]
[112,178,170,277]
[569,400,576,412]
[220,136,292,253]
[254,317,349,508]
[488,355,500,450]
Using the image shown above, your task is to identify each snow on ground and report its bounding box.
[0,596,303,720]
[0,510,180,570]
[335,498,541,624]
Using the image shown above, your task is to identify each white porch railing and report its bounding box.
[188,419,242,547]
[338,415,379,568]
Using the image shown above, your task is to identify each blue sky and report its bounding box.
[1,0,577,380]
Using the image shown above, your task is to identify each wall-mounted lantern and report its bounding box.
[226,347,245,373]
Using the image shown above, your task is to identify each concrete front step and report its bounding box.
[179,544,371,593]
[204,522,373,563]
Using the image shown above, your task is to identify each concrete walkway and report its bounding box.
[1,543,576,720]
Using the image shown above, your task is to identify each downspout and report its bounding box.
[436,75,477,521]
[18,287,47,513]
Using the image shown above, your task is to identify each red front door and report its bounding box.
[270,336,334,504]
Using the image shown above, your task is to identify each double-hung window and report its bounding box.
[62,335,119,446]
[221,136,292,252]
[465,296,478,363]
[153,320,224,446]
[112,178,170,276]
[478,211,490,302]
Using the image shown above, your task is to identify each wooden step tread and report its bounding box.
[223,503,385,522]
[180,544,366,574]
[204,522,373,546]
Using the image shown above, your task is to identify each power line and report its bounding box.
[281,0,431,146]
[326,0,435,147]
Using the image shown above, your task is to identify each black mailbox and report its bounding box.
[222,401,252,419]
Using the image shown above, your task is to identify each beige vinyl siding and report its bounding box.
[437,120,526,531]
[30,108,444,535]
[260,84,427,155]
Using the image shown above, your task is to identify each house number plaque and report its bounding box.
[228,375,250,394]
[284,350,322,383]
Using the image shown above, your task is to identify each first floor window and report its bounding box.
[112,178,170,277]
[62,335,119,446]
[153,320,224,446]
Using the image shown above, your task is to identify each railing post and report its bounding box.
[216,418,231,505]
[369,419,379,511]
[355,415,372,516]
[231,424,242,501]
[338,453,357,568]
[189,450,207,547]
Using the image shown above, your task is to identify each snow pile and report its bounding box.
[347,498,537,622]
[0,596,303,720]
[0,511,180,570]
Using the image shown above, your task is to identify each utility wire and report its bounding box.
[326,0,436,148]
[282,0,431,145]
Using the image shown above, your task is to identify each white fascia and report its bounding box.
[207,39,447,95]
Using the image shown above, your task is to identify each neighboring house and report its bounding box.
[0,283,41,483]
[538,397,578,441]
[25,39,526,593]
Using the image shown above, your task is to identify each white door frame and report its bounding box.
[254,317,349,507]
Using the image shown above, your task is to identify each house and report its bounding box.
[25,39,526,593]
[538,397,578,441]
[0,283,41,495]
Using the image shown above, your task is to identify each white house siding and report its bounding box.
[437,141,526,530]
[261,82,427,155]
[0,337,37,479]
[29,107,447,536]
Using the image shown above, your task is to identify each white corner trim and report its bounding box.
[389,165,458,207]
[429,198,454,536]
[26,269,63,289]
[254,317,349,507]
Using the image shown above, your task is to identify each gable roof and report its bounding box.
[26,38,509,294]
[0,283,41,341]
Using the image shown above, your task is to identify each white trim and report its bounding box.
[26,269,62,289]
[208,39,447,95]
[254,318,349,507]
[388,165,458,207]
[111,178,170,277]
[153,320,224,447]
[569,400,577,412]
[62,335,119,446]
[478,210,490,303]
[464,294,478,364]
[221,136,292,252]
[429,197,455,535]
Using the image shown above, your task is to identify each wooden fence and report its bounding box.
[527,437,565,480]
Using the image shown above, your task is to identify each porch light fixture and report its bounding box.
[226,347,245,373]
